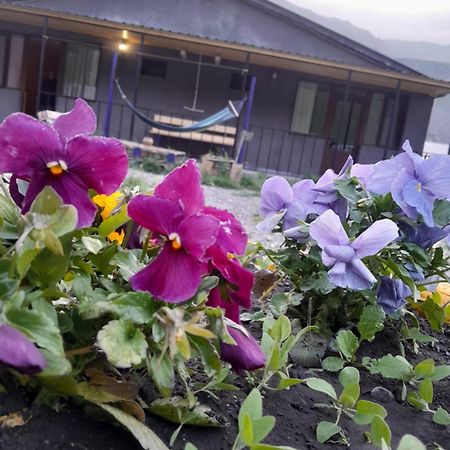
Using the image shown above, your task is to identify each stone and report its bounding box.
[370,386,394,403]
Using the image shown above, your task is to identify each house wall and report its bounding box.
[0,88,22,120]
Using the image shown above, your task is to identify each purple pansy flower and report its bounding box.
[0,324,47,374]
[402,223,448,249]
[376,277,411,314]
[127,194,219,302]
[257,176,306,232]
[351,163,374,187]
[220,321,266,374]
[309,209,399,290]
[0,99,128,228]
[367,140,450,226]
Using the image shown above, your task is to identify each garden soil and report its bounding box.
[1,317,449,450]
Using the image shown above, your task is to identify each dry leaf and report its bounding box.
[0,412,26,428]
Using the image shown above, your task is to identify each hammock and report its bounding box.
[115,79,246,133]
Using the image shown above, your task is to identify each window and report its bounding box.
[141,58,167,78]
[7,35,24,89]
[364,93,385,145]
[62,43,100,100]
[291,81,330,135]
[0,34,6,87]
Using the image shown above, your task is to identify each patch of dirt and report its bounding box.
[1,317,449,450]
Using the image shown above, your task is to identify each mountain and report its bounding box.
[271,0,450,144]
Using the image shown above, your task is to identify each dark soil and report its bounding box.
[1,316,450,450]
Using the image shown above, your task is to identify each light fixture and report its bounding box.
[118,39,128,52]
[179,49,187,60]
[214,55,221,66]
[122,30,128,40]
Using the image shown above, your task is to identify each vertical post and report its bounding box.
[36,16,48,114]
[331,70,352,169]
[237,75,256,164]
[129,34,144,140]
[383,79,401,159]
[104,48,118,137]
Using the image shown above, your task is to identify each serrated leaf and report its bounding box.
[422,297,445,332]
[433,407,450,426]
[82,236,104,255]
[316,421,341,443]
[97,320,148,368]
[322,356,345,372]
[357,305,385,342]
[370,416,391,448]
[96,403,169,450]
[367,355,414,381]
[336,329,359,362]
[305,378,337,400]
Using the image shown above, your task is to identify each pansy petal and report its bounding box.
[417,155,450,199]
[64,135,128,195]
[0,324,47,374]
[259,176,293,217]
[283,201,306,230]
[8,175,24,208]
[351,163,374,186]
[178,214,219,260]
[292,179,319,214]
[207,287,240,322]
[130,244,206,302]
[352,219,399,258]
[127,195,184,236]
[328,259,375,290]
[391,169,418,219]
[220,324,265,374]
[309,209,350,247]
[203,206,247,255]
[154,159,204,215]
[403,180,435,227]
[53,98,96,143]
[0,113,62,178]
[256,210,286,233]
[323,245,355,263]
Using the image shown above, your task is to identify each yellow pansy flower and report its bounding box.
[93,192,123,220]
[108,229,125,245]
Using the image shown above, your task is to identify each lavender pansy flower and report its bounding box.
[0,324,47,374]
[0,99,128,228]
[367,140,450,226]
[376,277,411,314]
[309,209,399,290]
[257,176,306,232]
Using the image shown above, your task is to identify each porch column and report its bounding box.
[104,48,119,137]
[237,75,256,164]
[129,34,144,140]
[36,16,48,114]
[331,70,352,168]
[383,79,402,159]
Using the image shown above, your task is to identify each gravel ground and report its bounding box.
[127,168,283,247]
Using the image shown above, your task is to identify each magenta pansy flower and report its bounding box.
[310,209,399,290]
[220,321,266,374]
[0,99,128,227]
[0,324,47,374]
[127,195,219,302]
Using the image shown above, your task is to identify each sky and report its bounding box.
[289,0,450,44]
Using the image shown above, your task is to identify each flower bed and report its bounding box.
[0,100,449,450]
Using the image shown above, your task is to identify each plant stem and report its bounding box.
[140,231,152,262]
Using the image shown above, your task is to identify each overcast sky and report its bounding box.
[289,0,450,44]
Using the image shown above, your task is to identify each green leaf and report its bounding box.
[239,413,253,445]
[250,445,298,450]
[96,403,169,450]
[267,343,281,372]
[336,329,359,362]
[430,365,450,381]
[433,407,450,426]
[339,382,360,408]
[97,320,148,368]
[239,389,263,429]
[98,205,129,237]
[370,416,391,448]
[334,178,361,205]
[433,199,450,227]
[43,229,64,255]
[185,444,198,450]
[275,378,303,390]
[322,356,345,372]
[422,297,445,332]
[397,435,426,450]
[269,315,291,343]
[357,305,385,342]
[339,366,360,387]
[407,392,428,411]
[418,378,433,403]
[355,400,387,418]
[367,355,414,381]
[111,250,145,281]
[30,186,63,214]
[252,416,275,443]
[190,335,221,377]
[82,236,104,255]
[305,378,337,400]
[111,292,157,325]
[414,359,435,378]
[405,328,437,344]
[148,353,174,397]
[316,421,341,443]
[149,397,219,427]
[16,248,40,278]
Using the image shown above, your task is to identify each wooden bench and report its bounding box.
[120,138,186,163]
[148,114,237,148]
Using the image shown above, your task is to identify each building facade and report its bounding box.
[1,0,450,175]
